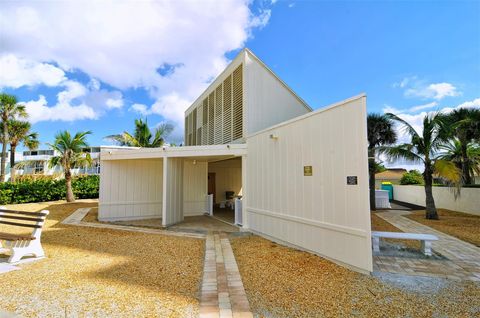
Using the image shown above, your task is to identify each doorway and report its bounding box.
[207,157,242,225]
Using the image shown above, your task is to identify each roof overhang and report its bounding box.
[100,144,247,161]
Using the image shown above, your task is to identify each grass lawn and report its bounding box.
[406,209,480,247]
[231,235,480,318]
[0,201,204,317]
[371,213,420,250]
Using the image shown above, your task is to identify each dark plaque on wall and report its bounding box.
[347,176,358,185]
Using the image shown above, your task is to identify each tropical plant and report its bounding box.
[442,108,480,184]
[0,175,99,204]
[381,113,461,219]
[367,114,397,210]
[106,118,173,148]
[400,170,424,185]
[2,120,39,182]
[438,139,480,185]
[0,94,28,182]
[48,131,92,202]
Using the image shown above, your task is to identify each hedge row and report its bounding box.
[0,175,99,204]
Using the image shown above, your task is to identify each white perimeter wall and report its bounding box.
[244,51,310,136]
[184,160,208,216]
[99,159,163,221]
[208,158,242,203]
[393,185,480,215]
[244,95,372,273]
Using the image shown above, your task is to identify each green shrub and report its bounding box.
[400,170,424,185]
[72,175,99,199]
[15,174,59,183]
[0,175,99,204]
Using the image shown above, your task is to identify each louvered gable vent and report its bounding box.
[184,63,243,145]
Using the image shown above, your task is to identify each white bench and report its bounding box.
[0,208,49,263]
[372,231,438,256]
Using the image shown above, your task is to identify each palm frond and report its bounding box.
[385,113,421,142]
[378,144,424,163]
[48,156,62,169]
[434,159,462,199]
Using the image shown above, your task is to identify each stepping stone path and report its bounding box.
[200,233,253,318]
[375,210,480,281]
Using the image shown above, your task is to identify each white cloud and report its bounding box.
[130,103,150,116]
[105,98,124,109]
[394,76,460,100]
[408,101,438,112]
[405,82,459,100]
[455,97,480,109]
[23,95,97,123]
[22,80,124,123]
[0,54,66,88]
[0,0,271,137]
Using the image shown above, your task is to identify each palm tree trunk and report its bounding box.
[461,143,472,185]
[0,120,8,182]
[368,148,376,211]
[423,162,438,220]
[65,169,75,202]
[9,145,16,183]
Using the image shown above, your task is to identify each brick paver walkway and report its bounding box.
[199,233,252,318]
[375,210,480,281]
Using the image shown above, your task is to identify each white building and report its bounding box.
[6,147,105,180]
[99,49,372,273]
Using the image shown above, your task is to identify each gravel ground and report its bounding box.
[231,235,480,318]
[0,201,204,317]
[407,209,480,247]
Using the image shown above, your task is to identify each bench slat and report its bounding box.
[0,214,44,222]
[0,232,35,241]
[372,231,438,240]
[0,220,42,229]
[0,209,48,217]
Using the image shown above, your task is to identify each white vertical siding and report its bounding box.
[99,159,163,221]
[208,158,242,203]
[245,95,372,273]
[163,158,184,226]
[244,51,311,136]
[183,160,208,216]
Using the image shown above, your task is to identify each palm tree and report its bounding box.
[106,118,173,148]
[0,94,28,182]
[367,114,397,210]
[6,120,39,182]
[443,108,480,184]
[381,113,461,219]
[438,139,480,184]
[48,131,92,202]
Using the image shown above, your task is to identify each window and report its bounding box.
[33,161,44,174]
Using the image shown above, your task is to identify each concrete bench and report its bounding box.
[372,231,438,256]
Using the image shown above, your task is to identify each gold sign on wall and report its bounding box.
[304,166,313,176]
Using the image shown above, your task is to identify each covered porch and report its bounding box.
[98,144,247,229]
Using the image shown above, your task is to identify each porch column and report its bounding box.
[241,154,248,228]
[162,157,168,227]
[162,157,184,227]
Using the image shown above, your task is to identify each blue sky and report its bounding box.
[1,0,479,162]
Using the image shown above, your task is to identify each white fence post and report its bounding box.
[206,194,214,216]
[234,198,243,225]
